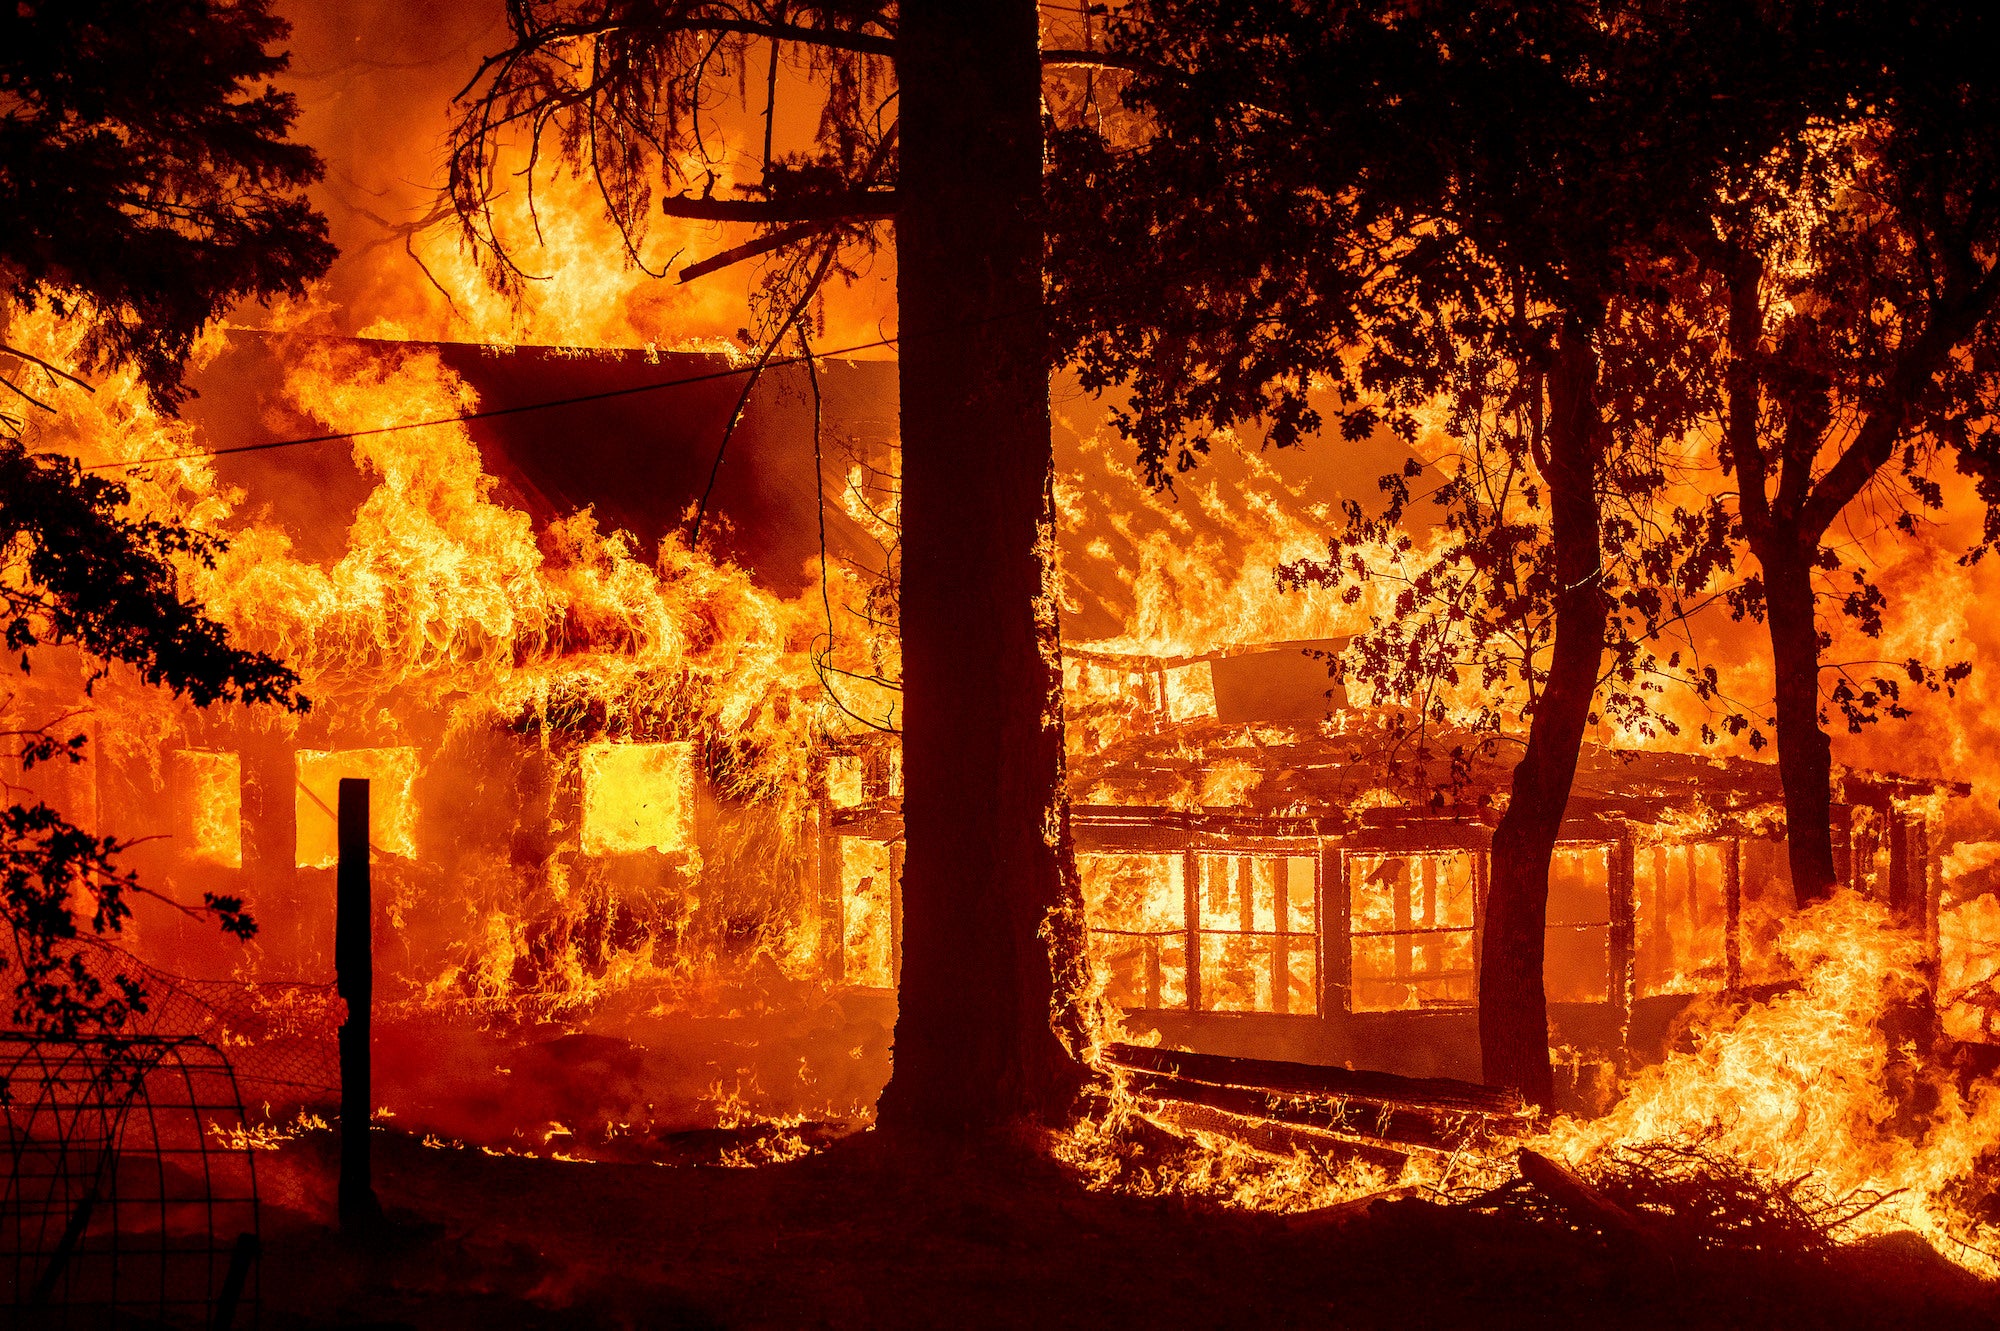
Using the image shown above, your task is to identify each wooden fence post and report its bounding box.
[337,777,382,1230]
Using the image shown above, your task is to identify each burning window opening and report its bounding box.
[826,754,867,811]
[1546,845,1613,1005]
[171,749,242,869]
[836,835,899,990]
[1347,850,1477,1012]
[1081,852,1189,1011]
[1079,851,1320,1015]
[1161,660,1217,724]
[579,741,697,857]
[294,748,418,869]
[1195,854,1319,1015]
[1635,840,1731,997]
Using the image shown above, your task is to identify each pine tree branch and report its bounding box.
[661,192,898,223]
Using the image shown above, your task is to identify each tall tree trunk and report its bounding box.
[1479,329,1607,1109]
[877,0,1088,1132]
[1758,529,1839,904]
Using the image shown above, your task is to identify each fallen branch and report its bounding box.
[1516,1147,1660,1257]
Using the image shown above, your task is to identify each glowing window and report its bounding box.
[1348,851,1477,1012]
[172,749,241,869]
[1636,840,1729,996]
[579,741,695,856]
[1163,661,1216,722]
[1081,853,1188,1010]
[295,748,419,869]
[839,836,897,988]
[1079,852,1318,1014]
[1194,854,1318,1015]
[826,754,866,809]
[1546,845,1612,1003]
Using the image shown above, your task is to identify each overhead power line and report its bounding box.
[83,330,905,473]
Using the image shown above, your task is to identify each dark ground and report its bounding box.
[254,1128,2000,1330]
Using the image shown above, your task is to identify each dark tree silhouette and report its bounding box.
[449,0,1105,1129]
[1046,0,1831,1105]
[1,0,333,412]
[1681,4,2000,906]
[873,0,1089,1131]
[1,0,324,1033]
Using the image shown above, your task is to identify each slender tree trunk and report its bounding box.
[877,0,1088,1133]
[1479,329,1607,1109]
[1757,529,1839,904]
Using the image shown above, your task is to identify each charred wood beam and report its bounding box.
[1609,831,1636,1059]
[1072,803,1343,842]
[1516,1148,1660,1257]
[1151,1101,1410,1174]
[1038,48,1151,71]
[1105,1042,1531,1120]
[679,222,830,282]
[1324,844,1348,1016]
[1725,837,1743,991]
[1120,1066,1520,1155]
[1181,849,1202,1013]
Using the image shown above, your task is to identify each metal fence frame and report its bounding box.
[2,1033,261,1328]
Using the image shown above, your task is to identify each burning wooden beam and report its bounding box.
[1103,1042,1533,1155]
[1150,1101,1411,1173]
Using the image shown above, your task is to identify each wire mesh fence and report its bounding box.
[2,1033,263,1327]
[77,943,343,1108]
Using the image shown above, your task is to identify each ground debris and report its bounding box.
[248,1125,2000,1330]
[1460,1132,1903,1265]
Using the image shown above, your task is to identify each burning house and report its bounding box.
[832,659,1967,1086]
[10,325,1976,1113]
[14,2,2000,1322]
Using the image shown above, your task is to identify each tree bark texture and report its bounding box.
[1757,531,1839,905]
[877,0,1088,1132]
[1479,328,1608,1109]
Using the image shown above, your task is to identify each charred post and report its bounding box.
[337,777,382,1230]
